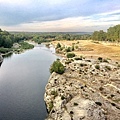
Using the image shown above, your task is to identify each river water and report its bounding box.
[0,44,59,120]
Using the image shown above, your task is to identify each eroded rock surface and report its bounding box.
[44,58,120,120]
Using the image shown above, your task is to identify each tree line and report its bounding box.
[92,24,120,42]
[0,24,120,49]
[0,29,25,48]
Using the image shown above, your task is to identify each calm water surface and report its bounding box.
[0,44,59,120]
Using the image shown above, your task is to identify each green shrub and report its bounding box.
[19,42,34,49]
[75,45,78,49]
[95,64,100,69]
[61,95,65,100]
[51,91,58,98]
[98,57,103,61]
[71,45,74,51]
[50,60,65,74]
[65,47,71,52]
[0,47,12,54]
[56,43,61,48]
[66,53,75,58]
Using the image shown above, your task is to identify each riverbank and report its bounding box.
[44,55,120,119]
[0,41,34,57]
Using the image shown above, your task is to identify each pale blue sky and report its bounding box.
[0,0,120,32]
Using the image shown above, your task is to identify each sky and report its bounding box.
[0,0,120,32]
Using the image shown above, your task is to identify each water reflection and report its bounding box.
[0,55,3,67]
[0,62,2,67]
[2,52,13,58]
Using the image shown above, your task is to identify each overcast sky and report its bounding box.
[0,0,120,32]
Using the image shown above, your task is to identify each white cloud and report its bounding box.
[0,0,120,32]
[1,15,118,32]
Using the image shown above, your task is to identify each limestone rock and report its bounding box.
[44,58,120,120]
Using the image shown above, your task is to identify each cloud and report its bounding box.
[2,12,119,32]
[0,0,120,31]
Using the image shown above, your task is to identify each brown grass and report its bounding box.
[51,40,120,61]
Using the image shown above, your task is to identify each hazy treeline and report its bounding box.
[11,32,91,44]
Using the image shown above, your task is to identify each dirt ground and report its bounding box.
[51,40,120,61]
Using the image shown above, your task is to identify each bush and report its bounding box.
[71,45,74,51]
[75,45,78,49]
[98,57,103,61]
[0,47,12,54]
[61,95,65,100]
[51,91,58,98]
[65,47,71,52]
[66,53,75,58]
[56,43,61,49]
[19,42,34,49]
[95,64,100,69]
[50,60,65,74]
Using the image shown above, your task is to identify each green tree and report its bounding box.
[50,60,65,74]
[107,24,120,42]
[56,43,61,48]
[92,30,106,41]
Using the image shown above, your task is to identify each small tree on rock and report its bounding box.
[50,60,65,74]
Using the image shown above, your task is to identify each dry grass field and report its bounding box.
[51,40,120,61]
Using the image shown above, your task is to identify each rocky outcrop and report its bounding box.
[44,57,120,120]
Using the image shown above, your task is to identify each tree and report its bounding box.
[56,43,61,48]
[50,60,65,74]
[92,30,107,41]
[107,24,120,42]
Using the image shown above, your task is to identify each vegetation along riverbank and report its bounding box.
[0,29,34,58]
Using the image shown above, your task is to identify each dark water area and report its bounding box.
[0,44,59,120]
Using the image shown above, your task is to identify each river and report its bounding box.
[0,44,59,120]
